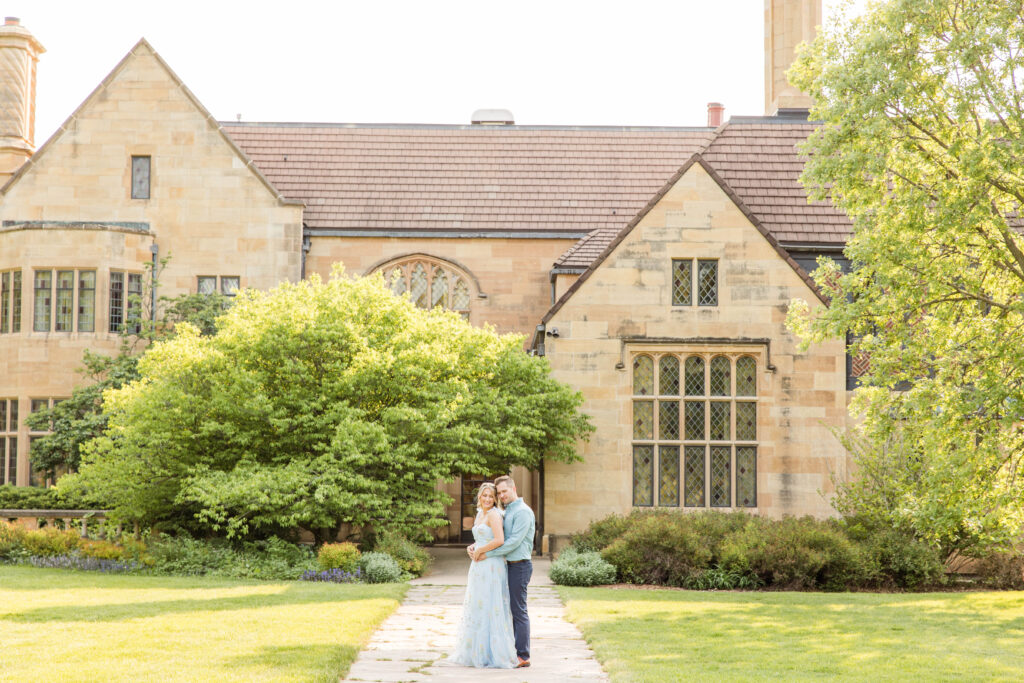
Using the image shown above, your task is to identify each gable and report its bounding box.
[542,154,824,330]
[0,40,298,216]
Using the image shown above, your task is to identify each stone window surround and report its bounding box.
[0,269,22,334]
[0,398,17,485]
[628,343,765,510]
[197,275,241,296]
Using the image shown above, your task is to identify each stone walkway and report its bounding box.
[341,549,609,682]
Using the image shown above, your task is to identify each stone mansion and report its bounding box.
[0,2,858,547]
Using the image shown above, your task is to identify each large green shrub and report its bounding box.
[317,542,361,572]
[549,548,617,586]
[719,516,868,591]
[569,512,636,552]
[20,527,82,557]
[146,535,315,580]
[842,521,944,589]
[973,550,1024,590]
[0,522,27,558]
[360,551,403,583]
[600,514,714,586]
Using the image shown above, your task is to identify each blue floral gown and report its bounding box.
[449,516,518,668]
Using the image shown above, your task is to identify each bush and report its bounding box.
[79,539,130,561]
[549,548,617,586]
[0,484,81,510]
[20,527,81,557]
[569,512,635,552]
[860,528,944,589]
[317,542,361,572]
[0,521,28,559]
[146,534,316,580]
[29,554,141,573]
[374,530,431,577]
[719,516,868,590]
[600,514,714,586]
[683,566,764,591]
[974,551,1024,590]
[360,551,403,583]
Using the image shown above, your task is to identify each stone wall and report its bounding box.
[542,162,847,542]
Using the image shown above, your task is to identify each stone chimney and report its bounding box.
[764,0,819,115]
[0,17,44,183]
[707,102,724,128]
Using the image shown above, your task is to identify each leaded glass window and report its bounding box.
[710,356,731,396]
[684,445,705,507]
[633,400,654,440]
[736,356,756,396]
[220,276,240,296]
[684,401,705,440]
[659,401,679,440]
[377,257,474,316]
[671,259,692,306]
[109,272,125,333]
[659,356,679,395]
[736,402,756,441]
[410,264,429,308]
[127,273,142,333]
[0,271,9,334]
[710,446,731,507]
[55,271,74,332]
[685,356,704,396]
[197,276,217,295]
[11,271,20,332]
[658,446,680,507]
[33,270,51,332]
[709,402,730,441]
[632,351,758,509]
[736,447,757,507]
[77,271,95,332]
[697,260,718,306]
[633,355,653,395]
[431,267,448,308]
[633,445,654,506]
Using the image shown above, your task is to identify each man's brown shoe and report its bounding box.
[516,658,531,668]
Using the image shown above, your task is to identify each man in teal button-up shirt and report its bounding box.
[471,475,535,667]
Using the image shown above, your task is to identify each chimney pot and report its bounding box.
[707,102,725,128]
[4,17,18,25]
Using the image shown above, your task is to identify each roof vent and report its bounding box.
[471,108,514,125]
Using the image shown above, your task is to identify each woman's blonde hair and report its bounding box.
[476,482,499,513]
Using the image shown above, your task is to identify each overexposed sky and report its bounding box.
[23,0,868,145]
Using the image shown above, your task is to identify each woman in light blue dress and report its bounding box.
[449,483,518,669]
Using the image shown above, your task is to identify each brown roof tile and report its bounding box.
[223,123,712,235]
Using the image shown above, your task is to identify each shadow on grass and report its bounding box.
[226,643,359,683]
[1,582,400,624]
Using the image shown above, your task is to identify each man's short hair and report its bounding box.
[494,474,516,489]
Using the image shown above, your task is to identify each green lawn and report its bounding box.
[0,565,406,682]
[560,587,1024,682]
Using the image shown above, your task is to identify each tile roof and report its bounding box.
[222,123,713,236]
[701,117,851,245]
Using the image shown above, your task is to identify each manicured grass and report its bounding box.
[0,565,406,682]
[560,587,1024,682]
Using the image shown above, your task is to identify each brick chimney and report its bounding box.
[707,102,725,128]
[764,0,819,115]
[0,17,45,183]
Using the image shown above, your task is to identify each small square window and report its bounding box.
[131,156,151,199]
[197,277,217,295]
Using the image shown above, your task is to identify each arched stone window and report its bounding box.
[372,255,476,316]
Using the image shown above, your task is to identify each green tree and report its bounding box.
[786,0,1024,553]
[26,273,232,481]
[60,267,592,544]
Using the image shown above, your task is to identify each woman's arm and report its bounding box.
[472,510,505,559]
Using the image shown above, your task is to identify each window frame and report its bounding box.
[131,155,151,200]
[375,256,475,317]
[1,398,17,485]
[670,258,719,308]
[630,346,760,510]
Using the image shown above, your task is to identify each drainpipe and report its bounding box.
[301,232,311,280]
[149,242,158,322]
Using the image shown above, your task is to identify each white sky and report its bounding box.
[23,0,868,145]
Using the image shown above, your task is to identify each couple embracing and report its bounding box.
[450,475,535,669]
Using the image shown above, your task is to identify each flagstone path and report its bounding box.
[341,549,609,682]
